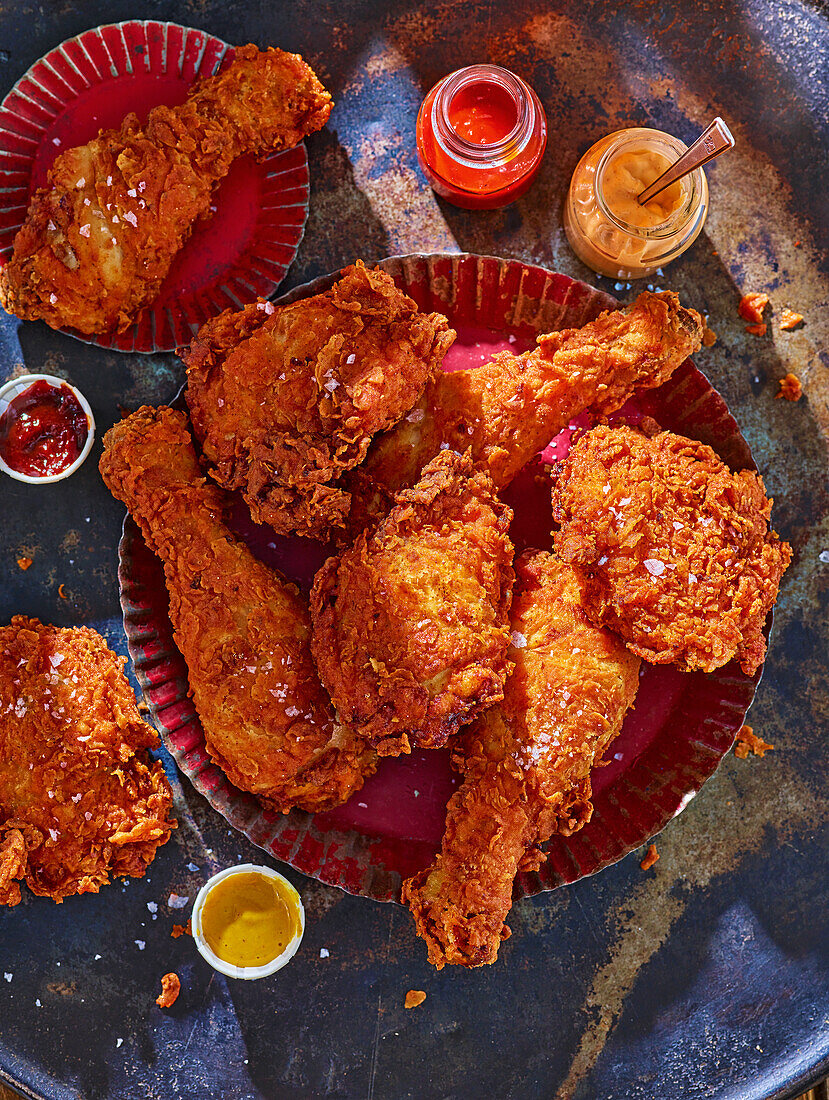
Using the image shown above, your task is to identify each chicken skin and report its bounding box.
[345,290,703,534]
[551,424,792,674]
[0,617,175,906]
[99,405,375,812]
[311,450,514,758]
[401,551,641,968]
[184,262,454,538]
[0,46,332,335]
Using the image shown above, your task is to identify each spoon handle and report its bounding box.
[637,117,734,205]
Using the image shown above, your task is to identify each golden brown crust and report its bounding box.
[0,46,332,334]
[184,262,454,538]
[401,551,641,969]
[99,405,375,812]
[355,290,704,510]
[551,425,792,674]
[0,617,175,906]
[310,449,514,756]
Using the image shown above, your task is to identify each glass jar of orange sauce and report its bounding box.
[416,64,547,209]
[563,127,709,279]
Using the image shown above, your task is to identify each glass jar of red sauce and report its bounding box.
[0,374,94,483]
[416,64,547,209]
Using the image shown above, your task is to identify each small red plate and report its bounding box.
[0,21,310,353]
[118,254,764,902]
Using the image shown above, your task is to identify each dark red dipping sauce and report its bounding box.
[0,379,89,478]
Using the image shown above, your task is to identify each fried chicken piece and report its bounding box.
[0,46,332,335]
[0,617,175,906]
[184,262,455,538]
[99,406,375,812]
[551,425,792,675]
[344,290,703,534]
[401,552,641,969]
[310,450,514,757]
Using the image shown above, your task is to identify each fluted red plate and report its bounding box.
[118,253,765,902]
[0,21,310,352]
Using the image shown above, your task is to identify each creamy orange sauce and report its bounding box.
[601,148,683,227]
[201,872,300,968]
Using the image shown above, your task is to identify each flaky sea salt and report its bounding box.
[168,893,188,909]
[511,631,527,648]
[644,559,665,576]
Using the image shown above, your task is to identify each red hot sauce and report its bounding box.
[0,379,89,478]
[416,64,547,209]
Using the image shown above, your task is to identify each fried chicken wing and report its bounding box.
[551,424,792,674]
[184,262,455,538]
[345,290,703,534]
[310,449,514,757]
[401,551,641,968]
[0,617,175,906]
[0,46,332,335]
[99,406,375,812]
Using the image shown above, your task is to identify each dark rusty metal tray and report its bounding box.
[0,1,827,1098]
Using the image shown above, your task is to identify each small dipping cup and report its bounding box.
[0,373,95,484]
[191,864,305,980]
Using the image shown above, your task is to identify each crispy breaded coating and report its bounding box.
[184,262,454,538]
[0,617,175,906]
[99,406,375,812]
[310,450,514,757]
[156,972,181,1008]
[348,290,703,530]
[0,46,332,335]
[551,425,792,675]
[401,552,640,968]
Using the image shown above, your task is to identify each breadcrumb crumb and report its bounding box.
[155,972,180,1008]
[776,374,803,402]
[171,920,192,938]
[701,325,717,347]
[640,843,659,871]
[744,323,767,337]
[16,557,32,570]
[57,584,67,599]
[734,724,774,759]
[779,309,804,331]
[405,989,426,1009]
[738,293,769,324]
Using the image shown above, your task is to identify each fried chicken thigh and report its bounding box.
[0,46,332,334]
[401,551,641,968]
[347,290,703,531]
[551,424,792,674]
[311,449,514,757]
[184,262,455,538]
[0,617,175,906]
[100,406,375,812]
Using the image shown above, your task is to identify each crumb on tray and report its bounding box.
[734,724,774,759]
[779,308,804,331]
[16,557,32,570]
[776,373,803,402]
[738,293,769,324]
[405,989,426,1009]
[640,844,659,871]
[156,972,181,1008]
[171,920,192,938]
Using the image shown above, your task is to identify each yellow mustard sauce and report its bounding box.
[601,147,684,227]
[201,872,300,968]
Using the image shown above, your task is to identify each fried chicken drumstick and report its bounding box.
[401,551,641,968]
[344,290,703,533]
[551,424,792,674]
[0,617,175,906]
[100,406,375,812]
[311,449,514,758]
[0,46,332,335]
[184,261,455,539]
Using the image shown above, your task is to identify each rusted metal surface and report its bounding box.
[0,1,827,1098]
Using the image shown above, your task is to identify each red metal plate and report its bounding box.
[118,253,763,902]
[0,20,310,352]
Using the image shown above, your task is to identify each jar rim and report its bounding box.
[431,64,536,167]
[594,129,705,241]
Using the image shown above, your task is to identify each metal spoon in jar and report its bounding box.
[637,117,735,206]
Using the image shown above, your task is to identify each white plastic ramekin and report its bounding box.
[191,863,305,980]
[0,373,95,484]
